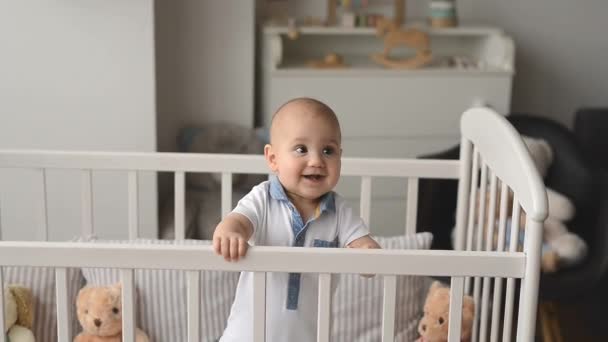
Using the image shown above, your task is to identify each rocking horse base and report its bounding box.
[371,52,433,69]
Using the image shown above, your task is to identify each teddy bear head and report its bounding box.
[3,285,34,333]
[417,281,475,342]
[76,284,124,337]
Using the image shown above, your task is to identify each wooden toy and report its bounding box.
[371,17,432,69]
[307,52,349,69]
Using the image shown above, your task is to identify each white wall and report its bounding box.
[0,1,157,240]
[471,0,608,126]
[156,0,256,153]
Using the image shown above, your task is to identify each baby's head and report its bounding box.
[265,97,342,202]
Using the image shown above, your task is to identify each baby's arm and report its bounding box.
[347,235,381,249]
[213,213,254,262]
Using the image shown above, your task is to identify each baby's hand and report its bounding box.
[212,213,253,262]
[347,235,381,278]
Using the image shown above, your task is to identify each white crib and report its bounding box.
[0,107,547,342]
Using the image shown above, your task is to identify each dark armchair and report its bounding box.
[416,113,608,340]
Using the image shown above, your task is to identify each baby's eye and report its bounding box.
[112,307,119,314]
[322,147,335,156]
[438,317,445,325]
[84,309,88,314]
[295,146,307,154]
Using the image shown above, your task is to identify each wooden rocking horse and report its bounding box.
[371,17,432,69]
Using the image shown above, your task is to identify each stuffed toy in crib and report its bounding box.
[74,284,149,342]
[3,285,35,342]
[463,136,588,273]
[159,122,267,240]
[416,281,474,342]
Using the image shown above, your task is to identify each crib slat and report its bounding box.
[485,174,498,251]
[454,140,473,251]
[0,268,5,342]
[174,171,186,240]
[479,175,497,342]
[187,270,201,342]
[221,172,232,219]
[503,278,516,342]
[55,268,70,342]
[128,171,139,239]
[253,272,266,342]
[490,183,509,342]
[317,273,332,342]
[472,163,488,342]
[448,277,465,342]
[121,269,136,342]
[405,177,418,235]
[479,277,492,342]
[503,197,521,342]
[360,176,371,227]
[490,277,504,342]
[40,168,49,241]
[381,275,397,342]
[81,170,94,236]
[464,149,479,294]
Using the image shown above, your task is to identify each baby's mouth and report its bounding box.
[303,174,325,181]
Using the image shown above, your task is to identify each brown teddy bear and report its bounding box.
[4,285,35,342]
[74,284,149,342]
[416,281,474,342]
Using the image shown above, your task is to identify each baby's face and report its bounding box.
[266,110,341,204]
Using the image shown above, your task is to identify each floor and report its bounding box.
[539,299,608,342]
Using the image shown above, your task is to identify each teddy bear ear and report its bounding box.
[109,283,123,298]
[8,285,35,330]
[429,280,445,293]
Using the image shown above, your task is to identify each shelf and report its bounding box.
[263,24,505,37]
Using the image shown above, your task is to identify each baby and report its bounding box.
[214,97,380,341]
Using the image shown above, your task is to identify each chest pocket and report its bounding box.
[313,237,339,248]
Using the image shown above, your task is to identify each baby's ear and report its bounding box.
[264,144,278,172]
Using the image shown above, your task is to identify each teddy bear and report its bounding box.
[3,285,35,342]
[74,283,149,342]
[461,136,588,273]
[520,136,588,272]
[416,281,475,342]
[159,122,267,240]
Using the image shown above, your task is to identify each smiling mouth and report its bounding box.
[303,175,325,181]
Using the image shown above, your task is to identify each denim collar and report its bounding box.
[269,175,335,213]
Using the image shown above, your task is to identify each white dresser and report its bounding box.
[260,24,514,235]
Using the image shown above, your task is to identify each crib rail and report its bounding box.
[0,242,524,277]
[0,243,524,342]
[0,149,459,178]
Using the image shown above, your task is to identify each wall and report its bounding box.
[0,0,157,240]
[472,0,608,126]
[155,0,256,153]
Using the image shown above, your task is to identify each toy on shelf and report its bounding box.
[307,52,349,69]
[327,0,405,27]
[371,16,432,69]
[429,0,458,28]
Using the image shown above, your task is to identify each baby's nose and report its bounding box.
[94,318,102,327]
[308,153,324,166]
